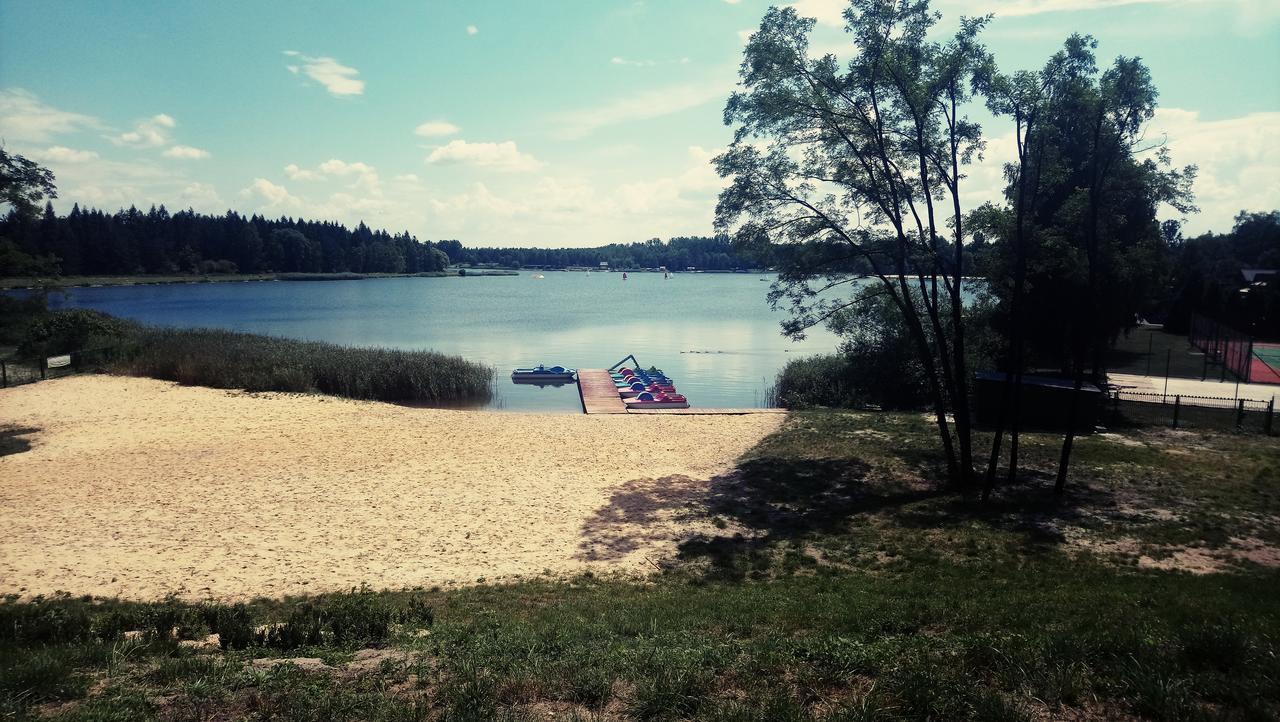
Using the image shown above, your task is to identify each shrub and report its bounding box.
[16,309,138,358]
[325,586,395,646]
[203,603,254,650]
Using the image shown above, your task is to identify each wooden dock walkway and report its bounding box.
[577,369,627,414]
[577,369,789,415]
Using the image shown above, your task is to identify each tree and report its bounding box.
[715,0,991,487]
[974,35,1195,494]
[0,147,57,221]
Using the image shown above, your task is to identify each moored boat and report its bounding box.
[511,364,576,381]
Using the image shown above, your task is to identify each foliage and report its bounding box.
[455,235,761,271]
[775,297,931,410]
[1164,210,1280,338]
[15,308,138,358]
[0,147,56,221]
[0,290,52,349]
[115,327,494,404]
[716,1,996,486]
[0,202,452,277]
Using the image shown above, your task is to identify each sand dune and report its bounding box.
[0,375,783,601]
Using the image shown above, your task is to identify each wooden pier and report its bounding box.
[576,369,788,415]
[577,369,627,414]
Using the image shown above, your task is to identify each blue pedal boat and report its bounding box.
[511,365,576,382]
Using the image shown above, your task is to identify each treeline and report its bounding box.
[0,203,769,277]
[0,203,450,276]
[1163,211,1280,338]
[437,236,764,271]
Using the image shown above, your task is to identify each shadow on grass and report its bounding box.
[0,424,38,457]
[576,414,1133,579]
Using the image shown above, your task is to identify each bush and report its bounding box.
[16,309,138,358]
[203,603,254,650]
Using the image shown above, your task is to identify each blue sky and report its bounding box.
[1,0,1277,246]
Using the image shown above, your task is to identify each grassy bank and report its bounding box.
[117,328,494,405]
[2,411,1276,720]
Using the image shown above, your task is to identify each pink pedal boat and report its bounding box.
[624,391,689,409]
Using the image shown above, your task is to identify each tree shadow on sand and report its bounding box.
[0,424,38,457]
[577,426,1125,579]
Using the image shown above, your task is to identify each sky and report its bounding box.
[0,0,1277,247]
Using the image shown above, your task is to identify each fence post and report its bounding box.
[39,357,46,380]
[1236,399,1246,429]
[1,360,6,388]
[1112,391,1120,424]
[1267,398,1275,436]
[1163,350,1171,402]
[1172,395,1181,429]
[1152,332,1162,378]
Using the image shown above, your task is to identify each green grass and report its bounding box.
[2,412,1277,721]
[112,327,494,405]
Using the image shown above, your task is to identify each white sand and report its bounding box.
[0,375,783,601]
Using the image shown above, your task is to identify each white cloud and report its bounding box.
[414,120,460,137]
[1148,108,1280,234]
[163,144,210,160]
[466,24,478,35]
[394,173,421,182]
[283,52,364,97]
[940,0,1275,17]
[179,182,223,210]
[426,140,543,172]
[111,114,176,147]
[616,145,722,215]
[284,163,323,181]
[612,57,656,67]
[550,81,727,139]
[724,0,743,4]
[240,178,301,207]
[34,146,99,163]
[0,88,99,143]
[962,108,1280,236]
[280,159,382,194]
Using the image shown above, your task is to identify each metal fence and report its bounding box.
[1104,388,1276,435]
[1,346,122,388]
[1189,313,1260,382]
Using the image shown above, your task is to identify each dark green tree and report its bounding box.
[714,1,992,487]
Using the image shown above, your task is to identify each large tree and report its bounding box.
[716,0,991,487]
[973,35,1195,494]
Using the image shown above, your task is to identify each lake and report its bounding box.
[44,272,841,411]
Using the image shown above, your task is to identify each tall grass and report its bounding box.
[115,328,493,405]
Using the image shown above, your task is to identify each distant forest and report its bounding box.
[0,204,763,277]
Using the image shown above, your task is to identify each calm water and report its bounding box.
[45,273,841,411]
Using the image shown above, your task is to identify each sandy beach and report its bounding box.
[0,375,783,601]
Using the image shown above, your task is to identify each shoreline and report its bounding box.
[0,269,520,290]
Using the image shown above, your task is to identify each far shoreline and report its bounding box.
[0,269,521,290]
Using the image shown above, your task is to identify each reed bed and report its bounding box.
[116,328,493,405]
